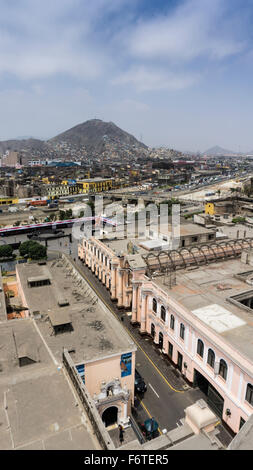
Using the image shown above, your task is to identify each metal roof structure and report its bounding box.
[142,238,253,276]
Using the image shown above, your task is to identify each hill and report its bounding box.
[203,145,237,156]
[0,138,46,154]
[48,119,147,153]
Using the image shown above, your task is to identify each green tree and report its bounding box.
[59,210,66,220]
[19,241,47,259]
[28,243,47,260]
[0,244,13,258]
[65,209,73,219]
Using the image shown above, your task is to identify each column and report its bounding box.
[140,293,147,334]
[117,270,124,308]
[131,284,138,324]
[111,266,116,299]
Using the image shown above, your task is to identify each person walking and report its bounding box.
[119,425,124,445]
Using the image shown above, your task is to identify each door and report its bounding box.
[207,384,224,419]
[102,406,118,427]
[158,332,163,350]
[194,369,224,419]
[177,352,183,372]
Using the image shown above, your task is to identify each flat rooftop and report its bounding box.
[0,319,97,450]
[157,222,215,237]
[101,237,149,256]
[16,260,135,364]
[153,257,253,364]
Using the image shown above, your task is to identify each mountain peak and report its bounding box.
[49,119,147,152]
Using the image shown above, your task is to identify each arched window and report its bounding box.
[161,305,166,322]
[170,314,175,330]
[180,323,185,340]
[207,349,215,368]
[219,359,228,380]
[197,339,204,358]
[152,298,157,313]
[246,383,253,406]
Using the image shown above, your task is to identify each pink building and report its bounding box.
[79,235,253,434]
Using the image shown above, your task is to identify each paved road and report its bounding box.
[74,257,207,433]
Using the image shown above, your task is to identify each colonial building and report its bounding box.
[79,230,253,434]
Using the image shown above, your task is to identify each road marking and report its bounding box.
[139,400,162,436]
[149,383,159,398]
[75,260,184,394]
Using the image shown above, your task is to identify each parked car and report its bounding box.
[135,369,147,395]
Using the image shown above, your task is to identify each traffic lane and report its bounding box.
[135,348,205,432]
[75,260,205,431]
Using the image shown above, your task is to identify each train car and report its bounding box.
[26,200,48,207]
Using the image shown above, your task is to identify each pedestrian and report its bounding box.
[119,425,124,445]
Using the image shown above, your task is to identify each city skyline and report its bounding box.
[0,0,253,152]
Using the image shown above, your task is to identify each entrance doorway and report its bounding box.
[151,323,155,339]
[102,406,118,427]
[158,332,163,349]
[194,369,224,418]
[177,352,183,372]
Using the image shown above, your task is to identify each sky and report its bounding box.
[0,0,253,152]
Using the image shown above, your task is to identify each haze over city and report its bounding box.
[1,0,253,152]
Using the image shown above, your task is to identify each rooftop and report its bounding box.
[157,222,215,237]
[153,256,253,364]
[0,320,97,450]
[16,259,136,364]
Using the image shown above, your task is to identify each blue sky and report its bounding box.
[0,0,253,152]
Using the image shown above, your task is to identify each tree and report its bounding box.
[65,209,73,219]
[0,244,13,258]
[59,210,66,221]
[19,241,47,259]
[28,243,47,260]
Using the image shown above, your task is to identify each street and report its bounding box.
[1,230,233,443]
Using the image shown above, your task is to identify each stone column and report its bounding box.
[98,264,102,281]
[117,270,124,308]
[140,293,147,334]
[111,266,117,299]
[131,284,138,324]
[106,269,110,289]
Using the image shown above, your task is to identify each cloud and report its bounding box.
[126,0,246,63]
[112,66,199,92]
[0,0,118,80]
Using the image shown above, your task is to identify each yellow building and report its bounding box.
[76,178,113,194]
[205,202,215,215]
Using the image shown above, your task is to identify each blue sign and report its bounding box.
[76,364,85,384]
[120,353,132,377]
